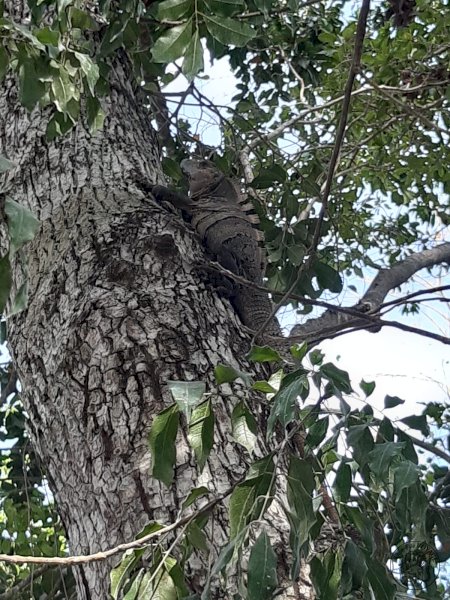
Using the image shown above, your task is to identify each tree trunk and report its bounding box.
[0,44,314,598]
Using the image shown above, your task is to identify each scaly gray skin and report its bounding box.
[152,159,282,338]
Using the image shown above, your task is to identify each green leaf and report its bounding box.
[0,46,9,81]
[19,60,46,111]
[247,345,281,363]
[252,380,276,394]
[287,244,305,266]
[251,164,287,188]
[305,416,329,448]
[229,455,274,538]
[320,362,352,394]
[393,460,419,501]
[384,394,405,409]
[0,254,12,313]
[267,371,308,435]
[214,363,251,386]
[359,379,375,397]
[0,155,15,173]
[247,532,278,600]
[365,555,396,600]
[122,569,144,600]
[74,52,100,95]
[149,404,179,486]
[152,20,193,63]
[182,30,204,81]
[110,550,140,600]
[167,380,205,420]
[5,198,40,254]
[187,399,214,470]
[367,442,405,479]
[333,462,351,504]
[157,0,192,20]
[207,0,245,17]
[86,96,105,132]
[253,0,274,13]
[182,486,209,510]
[186,520,208,552]
[201,529,246,600]
[400,414,429,436]
[204,15,255,47]
[315,262,343,293]
[286,457,316,549]
[36,27,60,46]
[231,401,257,454]
[290,342,308,362]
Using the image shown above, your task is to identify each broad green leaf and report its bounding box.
[0,155,15,173]
[207,0,245,17]
[201,529,246,600]
[401,414,429,436]
[51,73,77,112]
[231,401,257,454]
[290,342,308,362]
[157,0,192,20]
[0,46,8,81]
[333,462,351,504]
[367,442,405,479]
[393,460,420,501]
[251,164,287,188]
[5,198,40,253]
[229,455,274,538]
[315,262,343,293]
[214,363,251,386]
[74,52,100,95]
[384,394,405,409]
[149,404,179,486]
[165,556,189,596]
[287,244,305,266]
[36,27,60,46]
[247,345,281,363]
[252,380,276,393]
[152,20,192,63]
[365,555,396,600]
[286,457,316,549]
[320,362,352,394]
[19,60,46,110]
[310,551,342,599]
[110,550,140,600]
[69,6,99,30]
[247,532,278,600]
[187,399,214,470]
[122,569,144,600]
[342,540,367,590]
[305,416,329,448]
[267,371,307,435]
[182,30,204,81]
[359,379,375,397]
[86,96,105,132]
[204,15,255,47]
[0,254,12,313]
[167,380,205,420]
[253,0,274,12]
[186,520,208,552]
[182,486,209,510]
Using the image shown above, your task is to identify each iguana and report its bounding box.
[151,159,282,339]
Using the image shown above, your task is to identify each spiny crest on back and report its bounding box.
[180,158,264,241]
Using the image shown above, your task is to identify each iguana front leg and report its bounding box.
[151,185,194,211]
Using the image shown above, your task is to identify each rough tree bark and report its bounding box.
[0,24,314,600]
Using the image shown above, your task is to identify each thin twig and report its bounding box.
[252,0,372,342]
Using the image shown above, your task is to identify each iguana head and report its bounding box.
[181,159,229,198]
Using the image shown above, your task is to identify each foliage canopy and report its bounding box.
[0,0,449,598]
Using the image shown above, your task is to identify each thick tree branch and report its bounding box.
[290,242,450,341]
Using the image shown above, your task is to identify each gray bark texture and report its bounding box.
[0,40,312,600]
